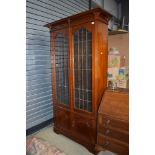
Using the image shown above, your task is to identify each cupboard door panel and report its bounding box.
[54,109,70,130]
[54,32,69,105]
[73,27,92,112]
[71,115,96,144]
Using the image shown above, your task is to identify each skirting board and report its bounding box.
[26,118,53,136]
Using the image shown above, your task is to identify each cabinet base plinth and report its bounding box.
[53,126,95,153]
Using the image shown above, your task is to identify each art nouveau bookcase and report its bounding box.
[45,8,111,152]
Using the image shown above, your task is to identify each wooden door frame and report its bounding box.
[70,22,96,117]
[50,28,71,110]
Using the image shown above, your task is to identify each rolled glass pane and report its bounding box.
[55,33,69,105]
[74,28,92,112]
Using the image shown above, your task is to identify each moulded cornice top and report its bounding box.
[44,7,112,29]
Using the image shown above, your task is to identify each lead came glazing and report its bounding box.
[55,33,69,105]
[74,28,92,112]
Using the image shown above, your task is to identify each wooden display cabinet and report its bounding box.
[45,8,112,152]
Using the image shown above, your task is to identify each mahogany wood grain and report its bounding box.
[95,88,129,154]
[46,8,112,153]
[98,114,129,131]
[97,134,129,155]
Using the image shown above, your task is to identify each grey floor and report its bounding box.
[28,125,116,155]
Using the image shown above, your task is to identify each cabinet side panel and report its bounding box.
[94,21,108,113]
[51,32,57,125]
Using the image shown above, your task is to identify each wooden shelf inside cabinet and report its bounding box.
[45,8,112,153]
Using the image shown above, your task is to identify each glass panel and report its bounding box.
[74,28,92,112]
[55,33,69,105]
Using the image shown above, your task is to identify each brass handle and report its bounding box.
[104,141,110,147]
[86,122,90,127]
[72,120,75,127]
[105,129,110,134]
[106,119,110,124]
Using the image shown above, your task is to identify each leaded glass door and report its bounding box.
[73,26,92,112]
[53,30,69,106]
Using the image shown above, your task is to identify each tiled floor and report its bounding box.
[28,125,116,155]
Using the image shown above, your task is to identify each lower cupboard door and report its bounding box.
[54,110,70,131]
[71,116,96,144]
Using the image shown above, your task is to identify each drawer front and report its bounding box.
[71,115,96,144]
[98,126,129,143]
[97,134,129,155]
[98,115,129,131]
[54,109,70,130]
